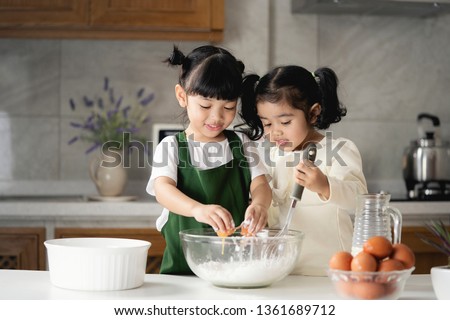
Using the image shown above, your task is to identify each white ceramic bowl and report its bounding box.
[431,266,450,299]
[180,228,304,288]
[45,238,151,291]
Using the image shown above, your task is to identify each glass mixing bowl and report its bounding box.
[180,228,304,288]
[327,267,415,299]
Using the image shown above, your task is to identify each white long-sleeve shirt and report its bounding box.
[266,136,368,276]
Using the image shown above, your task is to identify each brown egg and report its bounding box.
[352,281,385,300]
[329,251,353,271]
[351,252,377,272]
[335,280,354,298]
[390,243,415,269]
[377,258,405,272]
[384,282,398,297]
[363,236,393,260]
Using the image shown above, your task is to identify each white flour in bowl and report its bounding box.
[192,257,295,288]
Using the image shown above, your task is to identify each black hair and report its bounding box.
[239,65,347,140]
[164,45,245,101]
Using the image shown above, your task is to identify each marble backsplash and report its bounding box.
[0,0,449,197]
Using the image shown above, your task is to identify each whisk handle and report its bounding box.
[291,143,317,200]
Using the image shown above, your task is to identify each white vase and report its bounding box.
[89,151,127,197]
[431,265,450,300]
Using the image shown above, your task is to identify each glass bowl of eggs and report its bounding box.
[327,236,416,300]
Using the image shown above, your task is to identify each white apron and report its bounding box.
[266,137,367,276]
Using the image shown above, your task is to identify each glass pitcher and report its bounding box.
[351,193,402,256]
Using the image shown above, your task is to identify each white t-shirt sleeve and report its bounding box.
[146,136,178,196]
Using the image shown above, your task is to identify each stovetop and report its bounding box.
[390,193,450,202]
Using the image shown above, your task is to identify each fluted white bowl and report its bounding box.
[45,238,151,291]
[431,266,450,299]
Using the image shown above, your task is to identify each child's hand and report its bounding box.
[294,160,330,200]
[191,204,235,233]
[243,203,268,235]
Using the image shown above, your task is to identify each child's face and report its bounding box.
[184,94,237,142]
[257,100,312,151]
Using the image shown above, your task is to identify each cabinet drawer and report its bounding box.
[0,227,46,271]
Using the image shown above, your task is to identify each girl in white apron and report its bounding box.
[239,66,368,276]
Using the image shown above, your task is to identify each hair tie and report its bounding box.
[254,80,259,91]
[312,72,320,85]
[168,46,185,65]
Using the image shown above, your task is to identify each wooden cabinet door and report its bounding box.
[0,227,46,270]
[0,0,89,27]
[54,228,166,274]
[92,0,209,29]
[90,0,224,41]
[0,0,223,40]
[401,226,450,274]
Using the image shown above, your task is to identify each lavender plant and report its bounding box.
[417,220,450,267]
[68,77,154,154]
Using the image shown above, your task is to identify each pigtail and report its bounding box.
[164,45,186,66]
[236,60,245,75]
[313,67,347,129]
[239,74,264,140]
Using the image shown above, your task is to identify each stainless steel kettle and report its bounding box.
[402,113,450,199]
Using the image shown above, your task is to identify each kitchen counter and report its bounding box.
[0,197,163,238]
[0,269,436,300]
[0,196,448,241]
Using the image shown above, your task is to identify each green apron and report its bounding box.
[160,130,252,274]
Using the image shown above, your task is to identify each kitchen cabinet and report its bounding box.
[0,0,224,41]
[402,225,450,274]
[0,227,46,271]
[54,227,165,274]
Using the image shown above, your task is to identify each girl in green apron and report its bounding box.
[147,45,272,274]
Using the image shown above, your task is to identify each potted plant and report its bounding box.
[417,220,450,300]
[68,77,154,197]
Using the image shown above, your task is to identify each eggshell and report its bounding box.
[351,252,377,272]
[390,243,415,269]
[352,281,385,300]
[378,258,405,272]
[240,225,252,237]
[363,236,393,260]
[216,229,234,238]
[329,251,353,271]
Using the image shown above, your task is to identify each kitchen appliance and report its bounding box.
[291,0,450,18]
[152,123,184,144]
[402,113,450,200]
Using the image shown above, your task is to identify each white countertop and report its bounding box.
[0,269,436,300]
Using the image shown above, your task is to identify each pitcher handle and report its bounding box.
[387,206,402,244]
[89,156,101,188]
